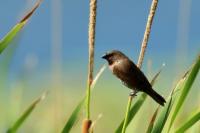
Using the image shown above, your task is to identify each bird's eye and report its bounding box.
[109,53,114,57]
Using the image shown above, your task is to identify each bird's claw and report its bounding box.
[129,90,137,96]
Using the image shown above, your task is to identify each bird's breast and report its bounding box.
[111,62,128,81]
[110,60,137,89]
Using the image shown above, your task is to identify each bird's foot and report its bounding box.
[129,90,137,97]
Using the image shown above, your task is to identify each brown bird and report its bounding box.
[102,50,166,106]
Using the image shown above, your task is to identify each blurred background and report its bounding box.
[0,0,199,132]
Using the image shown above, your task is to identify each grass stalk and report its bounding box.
[121,96,133,133]
[168,55,200,132]
[7,92,47,133]
[84,0,97,132]
[137,0,159,68]
[86,0,97,120]
[0,0,43,54]
[122,0,159,132]
[175,111,200,133]
[62,65,106,133]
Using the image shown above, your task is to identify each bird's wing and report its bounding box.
[126,60,152,91]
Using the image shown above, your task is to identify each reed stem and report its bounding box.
[83,0,97,132]
[121,96,133,133]
[86,0,97,120]
[122,0,159,132]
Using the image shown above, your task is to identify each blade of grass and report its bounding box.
[91,64,106,89]
[61,65,106,132]
[175,111,200,133]
[151,93,173,133]
[0,23,24,54]
[115,65,164,133]
[0,0,43,54]
[146,107,159,133]
[151,67,191,133]
[7,92,47,133]
[168,55,200,131]
[61,100,84,133]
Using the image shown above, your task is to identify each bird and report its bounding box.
[102,50,166,106]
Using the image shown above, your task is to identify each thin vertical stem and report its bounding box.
[122,0,159,132]
[137,0,158,69]
[121,96,133,133]
[83,0,97,132]
[86,0,97,120]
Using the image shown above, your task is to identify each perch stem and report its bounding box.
[122,0,159,132]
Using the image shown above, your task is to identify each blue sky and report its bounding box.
[0,0,199,87]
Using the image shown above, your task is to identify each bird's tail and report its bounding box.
[144,88,166,106]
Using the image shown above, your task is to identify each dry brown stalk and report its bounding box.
[137,0,159,68]
[122,0,160,132]
[84,0,98,132]
[82,119,92,133]
[88,0,97,86]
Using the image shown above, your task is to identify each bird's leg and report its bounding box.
[129,89,137,96]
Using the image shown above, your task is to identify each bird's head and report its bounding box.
[102,50,126,65]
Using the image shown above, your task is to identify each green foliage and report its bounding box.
[168,55,200,131]
[62,100,84,133]
[150,69,189,133]
[0,23,25,54]
[61,65,106,132]
[0,0,42,54]
[7,92,46,133]
[147,55,200,133]
[175,111,200,133]
[151,92,174,133]
[146,108,159,133]
[0,1,44,132]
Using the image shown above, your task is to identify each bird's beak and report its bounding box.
[101,54,107,59]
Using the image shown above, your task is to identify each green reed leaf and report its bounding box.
[7,92,47,133]
[61,65,106,133]
[0,0,42,54]
[175,111,200,133]
[168,55,200,131]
